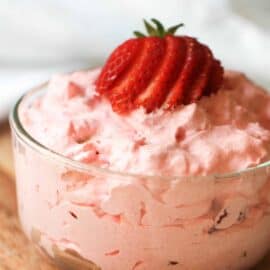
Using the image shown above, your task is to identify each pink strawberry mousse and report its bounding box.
[13,69,270,270]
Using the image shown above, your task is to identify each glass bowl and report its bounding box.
[9,83,270,270]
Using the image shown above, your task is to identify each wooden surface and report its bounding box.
[0,122,270,270]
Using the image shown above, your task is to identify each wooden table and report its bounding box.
[0,122,270,270]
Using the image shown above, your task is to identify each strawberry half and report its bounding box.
[96,19,224,114]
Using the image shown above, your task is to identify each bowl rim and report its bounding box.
[9,81,270,181]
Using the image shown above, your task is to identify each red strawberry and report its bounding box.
[96,19,224,114]
[97,39,142,94]
[109,37,166,113]
[164,37,202,109]
[135,35,187,112]
[205,59,224,95]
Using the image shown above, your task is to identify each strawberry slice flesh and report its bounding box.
[182,43,205,104]
[185,45,213,103]
[135,35,187,112]
[164,37,201,109]
[205,59,224,96]
[109,37,166,113]
[96,38,142,94]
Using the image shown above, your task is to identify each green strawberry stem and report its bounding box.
[134,18,184,38]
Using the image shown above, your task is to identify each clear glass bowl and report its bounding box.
[10,84,270,270]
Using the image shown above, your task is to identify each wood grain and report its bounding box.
[0,122,270,270]
[0,123,14,178]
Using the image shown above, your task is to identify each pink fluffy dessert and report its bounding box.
[21,69,270,176]
[11,69,270,270]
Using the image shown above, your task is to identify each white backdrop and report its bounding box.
[0,0,270,120]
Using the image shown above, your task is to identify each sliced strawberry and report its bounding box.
[205,60,224,96]
[135,35,187,112]
[95,19,224,114]
[96,38,142,94]
[164,37,201,109]
[182,43,205,104]
[109,37,166,113]
[185,45,213,103]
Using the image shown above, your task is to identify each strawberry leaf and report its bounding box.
[151,18,165,37]
[134,19,185,38]
[167,23,184,35]
[143,19,157,36]
[134,31,145,38]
